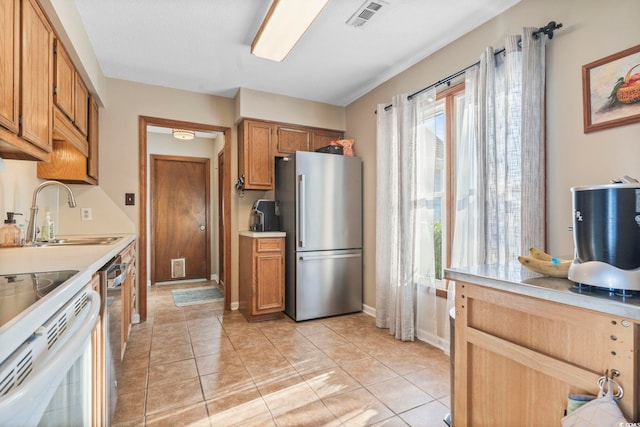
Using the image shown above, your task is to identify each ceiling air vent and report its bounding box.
[346,0,389,28]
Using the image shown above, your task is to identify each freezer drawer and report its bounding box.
[291,249,362,321]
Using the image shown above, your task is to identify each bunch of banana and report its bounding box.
[517,248,572,278]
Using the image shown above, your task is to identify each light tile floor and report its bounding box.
[112,282,451,426]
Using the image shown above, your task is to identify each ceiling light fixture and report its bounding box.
[251,0,330,62]
[172,129,195,140]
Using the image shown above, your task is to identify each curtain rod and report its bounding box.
[380,21,563,112]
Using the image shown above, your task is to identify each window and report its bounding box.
[415,84,465,290]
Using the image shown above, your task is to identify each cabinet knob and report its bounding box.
[200,225,205,231]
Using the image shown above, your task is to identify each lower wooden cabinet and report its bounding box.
[454,282,638,425]
[120,241,136,353]
[239,235,285,322]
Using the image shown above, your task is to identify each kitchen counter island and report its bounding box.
[445,263,639,425]
[445,262,640,321]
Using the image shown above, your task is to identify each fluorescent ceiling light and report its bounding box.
[251,0,330,62]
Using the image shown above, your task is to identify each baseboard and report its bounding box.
[230,301,239,311]
[211,274,219,283]
[416,327,450,354]
[362,303,448,353]
[362,303,376,317]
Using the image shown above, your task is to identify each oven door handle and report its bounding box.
[0,289,100,423]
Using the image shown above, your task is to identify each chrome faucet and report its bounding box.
[25,181,77,245]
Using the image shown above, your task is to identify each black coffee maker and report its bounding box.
[250,199,279,232]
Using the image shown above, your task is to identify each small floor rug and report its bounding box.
[171,286,223,307]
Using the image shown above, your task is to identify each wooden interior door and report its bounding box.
[217,150,225,289]
[151,155,210,282]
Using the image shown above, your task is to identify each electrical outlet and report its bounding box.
[81,207,92,221]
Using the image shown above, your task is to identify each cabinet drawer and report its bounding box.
[256,238,283,252]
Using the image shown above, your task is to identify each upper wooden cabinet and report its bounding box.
[54,40,89,137]
[87,97,99,181]
[0,0,54,160]
[312,128,344,152]
[238,119,275,190]
[74,75,89,136]
[54,40,74,121]
[275,125,310,155]
[21,0,54,153]
[238,118,344,190]
[39,37,98,184]
[0,0,20,135]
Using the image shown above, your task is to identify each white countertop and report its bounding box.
[239,231,286,238]
[445,262,640,321]
[0,233,136,276]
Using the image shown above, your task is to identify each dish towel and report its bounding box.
[561,377,628,427]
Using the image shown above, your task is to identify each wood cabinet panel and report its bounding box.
[238,119,274,190]
[255,253,284,313]
[0,0,20,133]
[20,0,53,152]
[54,40,74,121]
[312,129,343,152]
[120,241,136,356]
[454,282,638,425]
[276,125,310,155]
[239,235,284,322]
[74,74,89,136]
[87,97,99,180]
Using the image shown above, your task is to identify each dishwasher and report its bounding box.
[100,256,127,426]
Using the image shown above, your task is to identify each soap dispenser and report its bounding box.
[0,212,22,247]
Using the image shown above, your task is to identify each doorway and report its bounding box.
[138,116,232,320]
[151,155,210,283]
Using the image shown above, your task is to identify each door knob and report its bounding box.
[199,225,205,231]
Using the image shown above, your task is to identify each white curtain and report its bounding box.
[375,89,438,341]
[452,28,546,269]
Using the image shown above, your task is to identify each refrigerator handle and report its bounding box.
[298,174,305,247]
[299,253,362,261]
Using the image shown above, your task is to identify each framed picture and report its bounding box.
[582,44,640,133]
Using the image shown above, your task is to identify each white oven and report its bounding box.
[0,272,100,426]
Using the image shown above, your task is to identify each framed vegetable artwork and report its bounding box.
[582,44,640,133]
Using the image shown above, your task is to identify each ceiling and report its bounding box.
[73,0,520,107]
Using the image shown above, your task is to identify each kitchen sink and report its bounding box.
[38,236,122,246]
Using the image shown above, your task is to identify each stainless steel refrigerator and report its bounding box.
[276,151,362,321]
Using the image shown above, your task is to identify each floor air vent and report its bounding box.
[171,258,186,279]
[346,0,388,27]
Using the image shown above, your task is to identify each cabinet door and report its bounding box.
[241,120,274,190]
[312,129,343,152]
[21,0,53,151]
[74,74,89,136]
[0,0,19,133]
[54,40,74,121]
[254,238,284,314]
[87,97,99,180]
[276,126,310,155]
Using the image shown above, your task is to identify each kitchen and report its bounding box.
[1,0,639,425]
